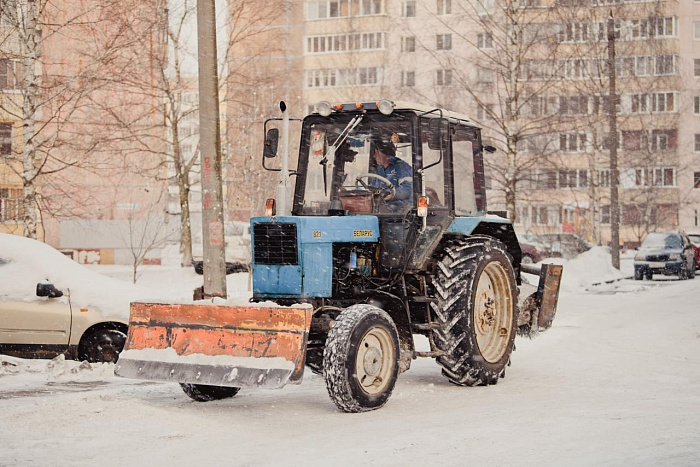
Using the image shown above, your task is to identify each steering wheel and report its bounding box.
[356,173,396,198]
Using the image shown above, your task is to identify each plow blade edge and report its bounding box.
[114,302,312,389]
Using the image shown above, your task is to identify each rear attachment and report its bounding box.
[115,302,312,389]
[518,263,564,334]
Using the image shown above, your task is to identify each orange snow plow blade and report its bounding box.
[114,302,312,389]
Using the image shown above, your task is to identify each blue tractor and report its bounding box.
[251,100,562,411]
[116,100,562,412]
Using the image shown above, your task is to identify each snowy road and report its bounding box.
[1,270,699,466]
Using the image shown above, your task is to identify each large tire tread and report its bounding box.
[430,237,517,387]
[323,304,399,413]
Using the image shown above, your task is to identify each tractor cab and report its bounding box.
[264,100,489,273]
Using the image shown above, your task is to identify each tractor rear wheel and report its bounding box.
[323,304,400,413]
[180,384,240,402]
[430,237,517,386]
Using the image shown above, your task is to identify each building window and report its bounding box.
[305,67,381,88]
[696,172,700,189]
[476,103,493,121]
[630,92,676,113]
[559,95,589,115]
[477,67,494,83]
[401,71,415,87]
[477,0,495,15]
[654,55,676,75]
[436,34,452,50]
[559,23,589,43]
[477,32,493,49]
[695,96,700,114]
[436,69,452,86]
[437,0,451,15]
[601,205,610,225]
[0,188,23,222]
[306,0,383,19]
[599,169,610,187]
[559,132,588,152]
[696,134,700,152]
[305,32,386,54]
[0,123,10,156]
[401,1,416,17]
[401,36,416,52]
[694,22,700,40]
[0,59,17,90]
[696,59,700,77]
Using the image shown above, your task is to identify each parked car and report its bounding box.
[687,232,700,270]
[633,231,696,280]
[0,234,157,362]
[516,233,556,263]
[192,221,251,274]
[537,233,593,259]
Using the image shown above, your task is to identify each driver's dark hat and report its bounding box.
[372,136,396,156]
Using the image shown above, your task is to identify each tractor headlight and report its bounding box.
[316,101,332,117]
[377,99,395,115]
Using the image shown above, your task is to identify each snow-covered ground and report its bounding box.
[2,250,699,466]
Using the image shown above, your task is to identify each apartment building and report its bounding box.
[298,0,700,246]
[0,17,24,236]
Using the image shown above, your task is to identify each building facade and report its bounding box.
[296,0,700,246]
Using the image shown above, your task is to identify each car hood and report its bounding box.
[637,248,682,257]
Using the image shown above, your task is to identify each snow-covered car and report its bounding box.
[687,232,700,270]
[634,231,696,280]
[537,233,593,259]
[0,234,156,363]
[191,221,251,275]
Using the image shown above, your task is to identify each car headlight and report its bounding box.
[669,253,681,261]
[634,255,645,261]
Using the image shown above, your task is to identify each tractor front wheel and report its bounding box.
[323,304,400,413]
[431,237,517,386]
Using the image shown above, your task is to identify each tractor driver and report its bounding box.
[371,136,413,211]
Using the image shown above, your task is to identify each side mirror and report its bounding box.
[36,282,63,298]
[263,128,279,158]
[483,145,497,153]
[427,118,449,150]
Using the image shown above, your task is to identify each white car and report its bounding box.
[0,234,157,363]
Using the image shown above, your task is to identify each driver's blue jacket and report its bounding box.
[373,156,413,202]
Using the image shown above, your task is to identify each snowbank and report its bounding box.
[536,247,629,293]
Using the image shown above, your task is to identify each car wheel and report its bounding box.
[645,271,653,281]
[521,254,535,264]
[79,329,127,363]
[634,269,643,281]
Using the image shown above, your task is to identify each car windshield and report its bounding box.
[641,233,682,250]
[296,114,415,215]
[517,233,542,245]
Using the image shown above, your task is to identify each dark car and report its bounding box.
[688,233,700,270]
[634,232,696,280]
[537,233,592,259]
[516,233,557,263]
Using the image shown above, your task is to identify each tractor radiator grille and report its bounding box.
[253,223,298,265]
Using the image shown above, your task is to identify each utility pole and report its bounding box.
[196,0,227,297]
[607,11,620,270]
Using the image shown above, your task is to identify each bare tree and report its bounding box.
[0,0,165,239]
[398,0,565,222]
